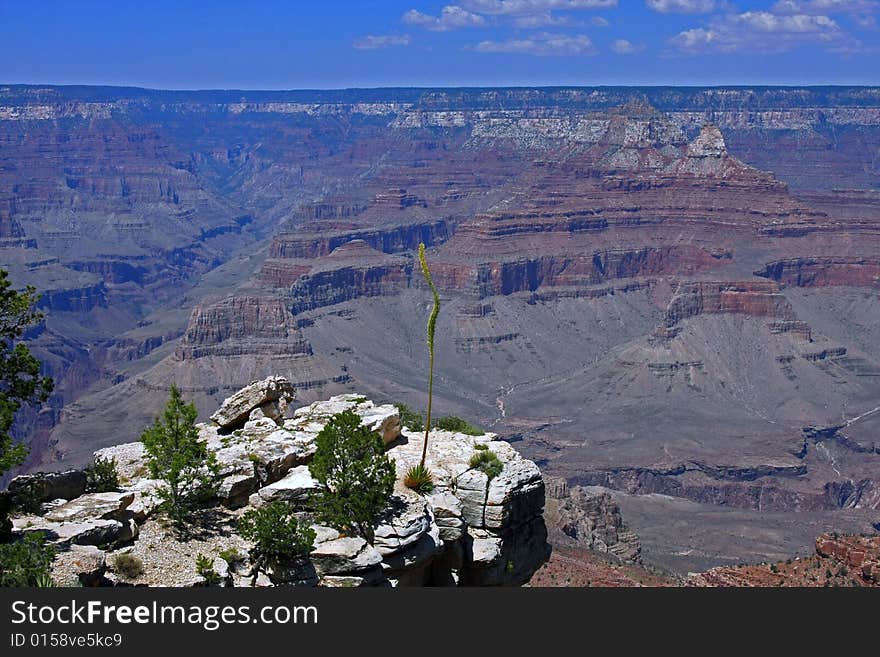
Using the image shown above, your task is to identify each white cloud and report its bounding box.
[513,11,571,27]
[475,31,599,54]
[611,38,644,53]
[669,10,848,53]
[646,0,717,13]
[352,34,412,49]
[461,0,617,15]
[771,0,878,15]
[591,16,611,26]
[403,5,487,31]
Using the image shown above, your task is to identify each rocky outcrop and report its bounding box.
[176,297,311,360]
[268,220,451,260]
[210,375,295,430]
[654,281,809,339]
[11,380,546,587]
[288,242,412,314]
[545,481,641,564]
[756,257,880,289]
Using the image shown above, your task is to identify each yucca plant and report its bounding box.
[404,462,434,493]
[418,243,440,471]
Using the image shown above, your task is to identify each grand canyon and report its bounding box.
[2,84,879,579]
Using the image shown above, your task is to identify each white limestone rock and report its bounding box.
[248,465,318,508]
[211,376,295,430]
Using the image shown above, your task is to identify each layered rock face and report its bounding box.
[5,85,880,573]
[7,378,548,587]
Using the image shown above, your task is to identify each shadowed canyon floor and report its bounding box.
[2,85,879,575]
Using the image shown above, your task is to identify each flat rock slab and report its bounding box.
[44,492,135,523]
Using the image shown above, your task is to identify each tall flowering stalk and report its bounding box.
[419,242,440,469]
[403,243,439,493]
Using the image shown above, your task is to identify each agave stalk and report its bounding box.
[418,242,440,469]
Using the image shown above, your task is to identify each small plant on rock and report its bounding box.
[195,553,222,586]
[309,410,395,542]
[84,456,120,493]
[403,463,434,493]
[0,533,55,587]
[218,547,244,565]
[469,449,503,481]
[112,553,144,580]
[435,415,483,436]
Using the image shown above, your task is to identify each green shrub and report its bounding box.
[195,553,221,586]
[218,547,244,565]
[474,443,488,451]
[0,533,55,587]
[309,410,396,542]
[112,553,144,580]
[85,456,120,493]
[403,463,434,493]
[394,403,424,432]
[141,385,219,529]
[469,449,503,481]
[770,564,779,573]
[238,501,315,563]
[11,481,43,515]
[435,416,484,436]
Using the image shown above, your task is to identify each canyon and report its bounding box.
[1,85,879,575]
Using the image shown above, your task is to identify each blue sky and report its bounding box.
[1,0,878,88]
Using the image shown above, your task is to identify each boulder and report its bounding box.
[44,491,135,524]
[311,534,383,576]
[211,376,295,430]
[8,470,87,505]
[16,517,138,549]
[266,558,319,587]
[93,442,147,483]
[218,473,258,509]
[248,465,318,508]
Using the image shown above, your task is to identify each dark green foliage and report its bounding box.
[308,410,396,542]
[403,463,434,493]
[112,553,143,579]
[195,553,221,585]
[0,270,53,478]
[394,403,424,432]
[140,385,219,529]
[469,449,504,481]
[238,501,315,562]
[474,443,488,451]
[11,480,43,514]
[84,456,119,493]
[434,415,484,436]
[0,534,55,587]
[218,547,244,564]
[770,564,779,573]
